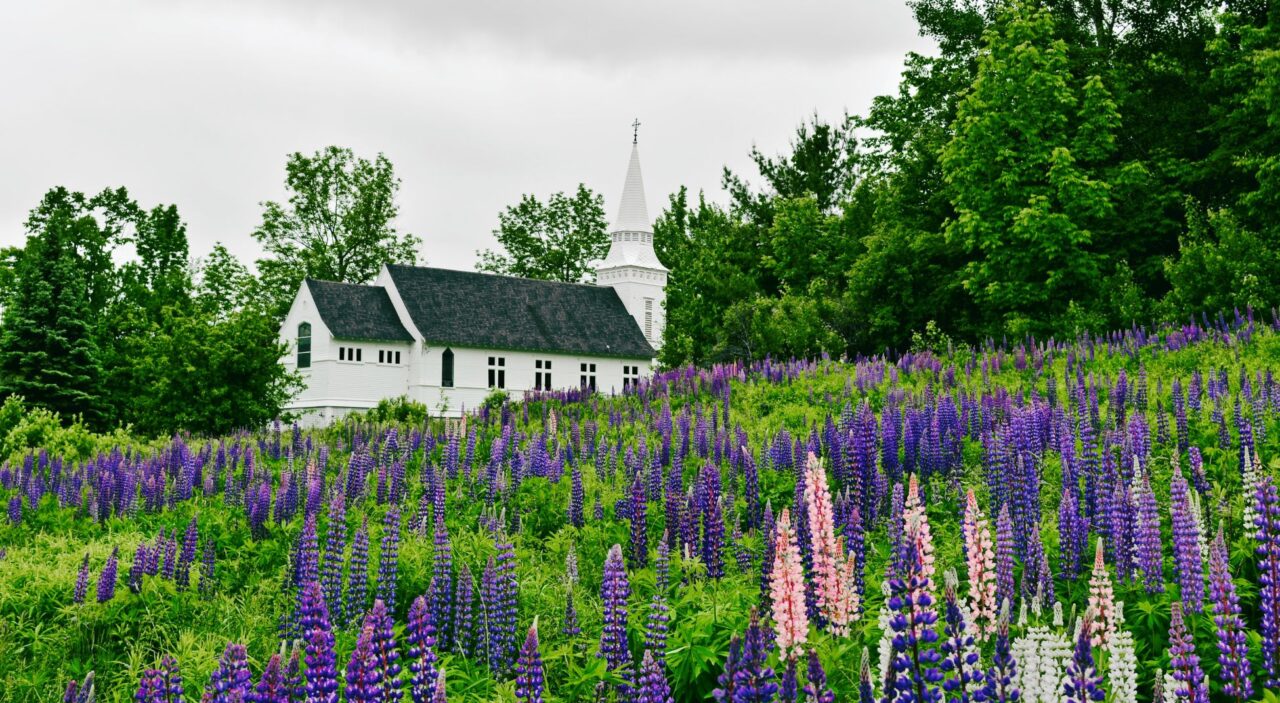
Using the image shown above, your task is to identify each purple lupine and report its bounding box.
[569,465,585,528]
[128,542,148,594]
[885,538,943,703]
[994,505,1014,612]
[299,581,339,702]
[1254,476,1280,687]
[1062,621,1104,702]
[159,654,184,702]
[320,492,347,625]
[407,595,438,703]
[74,553,90,604]
[978,619,1018,703]
[248,654,288,703]
[939,579,983,702]
[135,669,165,703]
[366,599,402,701]
[491,536,519,673]
[599,544,631,672]
[199,539,216,596]
[1209,529,1252,701]
[96,546,118,603]
[563,589,581,638]
[204,643,252,703]
[803,650,834,703]
[454,564,475,657]
[1133,472,1164,593]
[284,646,305,702]
[348,517,371,623]
[8,495,21,525]
[859,648,875,703]
[343,625,384,703]
[777,659,798,703]
[1057,488,1086,578]
[1170,470,1204,613]
[377,507,401,615]
[732,610,778,703]
[175,517,198,591]
[1168,602,1208,702]
[630,476,648,569]
[714,637,742,703]
[295,514,320,590]
[644,591,669,656]
[515,621,545,703]
[431,518,453,649]
[636,650,672,703]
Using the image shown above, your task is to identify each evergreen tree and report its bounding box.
[0,188,104,426]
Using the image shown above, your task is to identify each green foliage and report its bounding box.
[942,1,1117,337]
[1163,206,1280,318]
[252,146,421,317]
[477,184,609,283]
[356,396,432,425]
[482,388,511,411]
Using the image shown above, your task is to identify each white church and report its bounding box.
[278,135,667,423]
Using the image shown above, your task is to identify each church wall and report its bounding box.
[600,269,667,349]
[411,346,653,416]
[279,281,415,426]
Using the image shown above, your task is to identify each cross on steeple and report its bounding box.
[632,118,641,144]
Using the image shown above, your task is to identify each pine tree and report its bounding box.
[0,188,103,425]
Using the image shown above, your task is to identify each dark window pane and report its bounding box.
[580,363,587,372]
[546,360,552,369]
[498,370,505,388]
[590,363,596,372]
[489,369,495,387]
[546,373,551,387]
[356,349,362,362]
[498,358,505,367]
[536,360,542,369]
[442,348,454,387]
[298,352,311,369]
[488,356,495,365]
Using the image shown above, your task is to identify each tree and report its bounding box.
[196,243,260,319]
[0,188,104,426]
[476,184,609,283]
[253,146,420,316]
[941,1,1119,337]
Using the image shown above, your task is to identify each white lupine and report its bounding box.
[1052,601,1064,628]
[1162,670,1179,703]
[1012,626,1072,703]
[1189,490,1210,564]
[1244,451,1261,539]
[876,580,894,689]
[1108,629,1138,703]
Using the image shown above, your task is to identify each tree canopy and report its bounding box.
[253,146,420,316]
[477,184,609,283]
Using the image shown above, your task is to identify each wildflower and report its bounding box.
[769,508,809,661]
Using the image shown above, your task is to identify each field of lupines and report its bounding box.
[3,313,1280,702]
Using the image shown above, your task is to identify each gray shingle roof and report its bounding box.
[305,279,413,342]
[385,265,655,359]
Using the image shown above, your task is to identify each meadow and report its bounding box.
[2,312,1280,702]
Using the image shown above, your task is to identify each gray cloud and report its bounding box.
[0,1,932,272]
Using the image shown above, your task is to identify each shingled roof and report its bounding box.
[385,265,655,359]
[305,279,413,342]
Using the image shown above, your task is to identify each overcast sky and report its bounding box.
[0,1,932,272]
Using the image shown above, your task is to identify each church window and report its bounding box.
[394,351,401,364]
[535,359,553,390]
[297,323,311,369]
[339,347,345,361]
[355,348,362,362]
[623,364,640,389]
[378,350,384,363]
[441,348,454,387]
[579,362,596,391]
[644,298,654,339]
[488,356,505,389]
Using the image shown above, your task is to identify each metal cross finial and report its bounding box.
[632,118,641,144]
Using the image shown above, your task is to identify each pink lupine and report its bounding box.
[802,453,859,635]
[963,489,999,639]
[904,474,935,583]
[769,507,809,661]
[1086,539,1117,649]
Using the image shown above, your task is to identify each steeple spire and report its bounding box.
[611,140,652,235]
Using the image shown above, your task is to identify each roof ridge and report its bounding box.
[387,263,607,290]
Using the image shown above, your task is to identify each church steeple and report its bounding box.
[597,125,667,352]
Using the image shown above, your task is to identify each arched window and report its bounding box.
[441,347,454,387]
[297,322,312,368]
